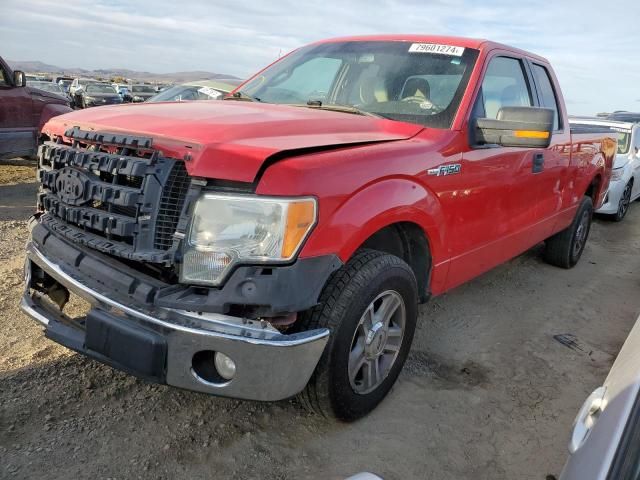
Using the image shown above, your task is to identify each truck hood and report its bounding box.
[44,101,423,183]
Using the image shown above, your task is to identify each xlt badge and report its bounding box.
[427,163,461,176]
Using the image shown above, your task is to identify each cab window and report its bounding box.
[531,63,562,130]
[473,56,532,119]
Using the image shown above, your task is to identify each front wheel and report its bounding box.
[543,196,593,268]
[297,250,418,421]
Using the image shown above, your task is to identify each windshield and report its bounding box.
[132,85,156,93]
[241,41,479,128]
[617,132,631,154]
[148,85,224,102]
[59,80,72,87]
[86,84,117,94]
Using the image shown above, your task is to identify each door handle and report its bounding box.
[568,386,607,454]
[532,153,544,173]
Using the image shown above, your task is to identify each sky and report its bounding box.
[1,0,638,115]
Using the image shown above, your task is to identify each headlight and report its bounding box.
[611,167,625,181]
[180,194,317,286]
[133,95,143,102]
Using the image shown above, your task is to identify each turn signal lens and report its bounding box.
[282,200,316,258]
[513,130,550,139]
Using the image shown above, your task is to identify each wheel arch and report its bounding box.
[585,173,605,208]
[357,221,432,303]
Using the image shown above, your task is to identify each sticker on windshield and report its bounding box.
[409,43,465,56]
[197,87,222,98]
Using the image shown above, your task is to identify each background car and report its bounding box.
[54,76,74,93]
[69,77,99,105]
[74,82,123,108]
[607,111,640,123]
[560,313,640,479]
[146,79,240,102]
[570,117,640,221]
[123,84,157,102]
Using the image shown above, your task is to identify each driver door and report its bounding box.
[446,55,541,289]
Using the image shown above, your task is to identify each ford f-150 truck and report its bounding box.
[20,36,616,420]
[0,56,72,160]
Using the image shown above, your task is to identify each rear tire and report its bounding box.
[613,181,632,222]
[297,250,418,421]
[543,196,593,269]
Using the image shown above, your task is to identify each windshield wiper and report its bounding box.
[223,90,262,102]
[297,101,383,118]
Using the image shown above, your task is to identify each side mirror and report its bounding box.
[473,106,554,148]
[13,70,26,87]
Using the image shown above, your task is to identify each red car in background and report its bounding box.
[0,56,72,160]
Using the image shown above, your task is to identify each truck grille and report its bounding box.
[37,127,193,264]
[155,161,191,250]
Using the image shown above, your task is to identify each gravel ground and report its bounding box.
[1,158,639,479]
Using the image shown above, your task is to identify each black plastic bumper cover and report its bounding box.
[30,218,343,316]
[44,306,167,383]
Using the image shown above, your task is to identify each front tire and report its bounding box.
[543,196,593,268]
[297,250,418,421]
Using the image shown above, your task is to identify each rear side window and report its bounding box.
[0,67,8,87]
[474,56,532,119]
[531,64,561,130]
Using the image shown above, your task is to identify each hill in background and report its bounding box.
[7,60,241,83]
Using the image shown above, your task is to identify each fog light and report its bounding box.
[214,352,236,380]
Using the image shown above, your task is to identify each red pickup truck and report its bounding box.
[21,36,615,420]
[0,56,72,160]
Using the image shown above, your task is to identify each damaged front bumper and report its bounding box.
[20,242,330,402]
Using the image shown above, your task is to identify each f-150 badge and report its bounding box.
[428,164,461,176]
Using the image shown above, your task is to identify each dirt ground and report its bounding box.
[1,158,639,480]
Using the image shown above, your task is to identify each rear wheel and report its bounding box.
[297,250,418,421]
[613,181,632,222]
[543,196,593,268]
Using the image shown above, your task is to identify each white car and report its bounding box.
[570,117,640,221]
[560,313,640,479]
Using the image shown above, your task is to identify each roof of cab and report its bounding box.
[312,34,549,63]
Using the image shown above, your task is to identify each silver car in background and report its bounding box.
[561,313,640,479]
[570,117,640,221]
[147,79,241,103]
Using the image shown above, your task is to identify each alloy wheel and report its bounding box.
[348,290,406,395]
